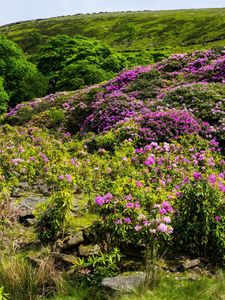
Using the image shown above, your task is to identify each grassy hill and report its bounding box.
[1,8,225,54]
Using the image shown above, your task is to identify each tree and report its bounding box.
[36,34,127,93]
[56,60,107,91]
[0,35,48,107]
[0,77,9,114]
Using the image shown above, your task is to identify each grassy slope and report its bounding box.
[1,8,225,54]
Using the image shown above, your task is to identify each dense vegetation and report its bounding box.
[0,44,225,299]
[1,8,225,55]
[1,7,225,299]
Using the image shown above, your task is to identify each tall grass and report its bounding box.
[118,272,225,300]
[0,256,64,300]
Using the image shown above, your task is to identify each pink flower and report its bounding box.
[126,202,135,208]
[157,223,168,233]
[65,174,72,183]
[162,216,171,224]
[214,216,222,222]
[134,225,142,231]
[95,196,105,206]
[58,175,64,180]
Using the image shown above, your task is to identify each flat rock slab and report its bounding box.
[102,272,146,292]
[12,193,47,218]
[79,244,101,256]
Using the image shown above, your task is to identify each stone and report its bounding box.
[62,232,84,250]
[18,182,31,191]
[181,259,201,270]
[57,254,78,265]
[79,244,101,257]
[102,272,146,292]
[13,193,47,220]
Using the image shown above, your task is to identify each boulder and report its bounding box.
[181,259,201,270]
[79,244,101,256]
[102,272,146,292]
[62,232,84,250]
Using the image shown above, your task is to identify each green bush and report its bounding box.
[173,180,225,264]
[56,61,107,91]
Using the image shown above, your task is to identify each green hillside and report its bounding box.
[1,8,225,54]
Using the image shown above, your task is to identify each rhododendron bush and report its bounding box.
[2,47,225,265]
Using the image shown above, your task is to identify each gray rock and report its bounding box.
[182,259,201,270]
[62,232,84,250]
[18,182,31,191]
[102,272,146,292]
[12,193,47,219]
[79,244,101,257]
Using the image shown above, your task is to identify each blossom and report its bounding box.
[193,172,202,181]
[157,223,168,233]
[95,196,105,206]
[144,155,155,166]
[124,217,131,224]
[65,174,72,183]
[162,216,171,224]
[134,225,142,231]
[115,219,123,225]
[214,216,222,222]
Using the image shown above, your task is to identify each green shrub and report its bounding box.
[173,180,225,264]
[36,190,74,241]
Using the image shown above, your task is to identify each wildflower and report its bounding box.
[214,216,222,222]
[115,219,123,225]
[193,172,202,181]
[65,174,72,183]
[95,196,105,206]
[162,216,171,224]
[58,175,65,180]
[124,217,131,224]
[157,223,168,233]
[144,155,155,166]
[134,225,142,231]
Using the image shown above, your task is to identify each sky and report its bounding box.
[0,0,225,26]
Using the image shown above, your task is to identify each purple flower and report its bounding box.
[162,216,171,224]
[144,155,155,166]
[214,216,222,222]
[208,174,216,184]
[126,202,135,208]
[193,172,202,181]
[124,217,132,224]
[58,175,65,180]
[95,196,104,206]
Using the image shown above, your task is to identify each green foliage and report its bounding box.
[36,190,74,241]
[0,77,8,114]
[56,61,108,91]
[72,248,122,285]
[0,287,8,300]
[36,34,123,93]
[0,35,48,107]
[127,69,163,100]
[173,180,225,264]
[2,9,225,56]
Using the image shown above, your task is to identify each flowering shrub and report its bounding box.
[95,192,174,247]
